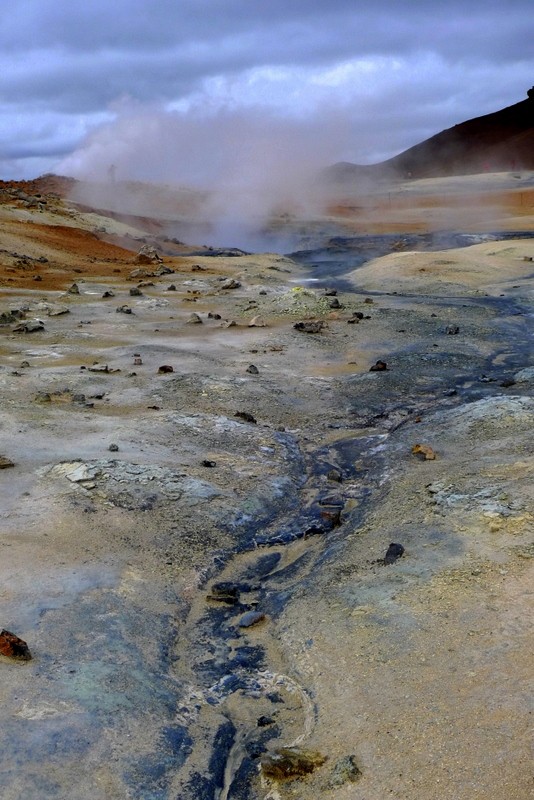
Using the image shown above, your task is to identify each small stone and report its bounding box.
[187,312,203,324]
[208,312,222,320]
[327,755,362,788]
[364,297,374,304]
[0,629,32,661]
[129,287,143,296]
[384,542,405,565]
[116,305,133,314]
[239,610,265,628]
[166,284,177,291]
[326,468,342,482]
[201,459,217,468]
[102,290,115,298]
[108,443,119,452]
[246,364,259,375]
[67,283,80,294]
[20,361,30,368]
[0,456,15,469]
[445,325,460,335]
[158,365,174,373]
[135,245,162,265]
[220,278,241,290]
[235,411,257,424]
[257,716,275,727]
[133,356,143,365]
[293,321,324,334]
[411,443,437,460]
[322,288,337,296]
[329,298,342,309]
[369,360,388,371]
[221,320,237,328]
[260,748,326,780]
[13,319,45,333]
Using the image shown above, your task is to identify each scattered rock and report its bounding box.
[133,356,143,365]
[327,755,362,788]
[260,747,327,780]
[13,319,45,333]
[246,364,259,375]
[326,468,343,482]
[129,267,151,279]
[239,610,265,628]
[129,287,143,297]
[0,309,23,325]
[329,298,342,309]
[67,283,80,294]
[135,245,162,265]
[186,312,203,324]
[257,716,275,727]
[235,411,257,424]
[166,284,177,291]
[322,288,337,296]
[445,325,460,335]
[220,278,241,290]
[0,629,32,661]
[108,444,119,452]
[369,360,388,371]
[0,456,15,469]
[384,542,405,565]
[116,305,133,314]
[208,312,222,320]
[294,321,324,334]
[201,460,217,468]
[411,443,437,460]
[221,320,237,328]
[364,297,374,304]
[158,365,174,373]
[102,290,115,298]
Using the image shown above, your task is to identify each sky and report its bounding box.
[0,0,532,184]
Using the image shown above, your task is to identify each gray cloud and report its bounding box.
[0,1,532,178]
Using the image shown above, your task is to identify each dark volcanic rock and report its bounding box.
[235,411,257,424]
[294,321,324,334]
[384,542,405,565]
[369,360,388,371]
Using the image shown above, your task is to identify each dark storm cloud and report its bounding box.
[0,0,532,177]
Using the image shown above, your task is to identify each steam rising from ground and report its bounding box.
[59,104,351,248]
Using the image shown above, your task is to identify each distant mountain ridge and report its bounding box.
[325,87,534,183]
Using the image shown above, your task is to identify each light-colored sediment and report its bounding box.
[0,174,532,799]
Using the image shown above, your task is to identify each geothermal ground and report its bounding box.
[0,173,533,799]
